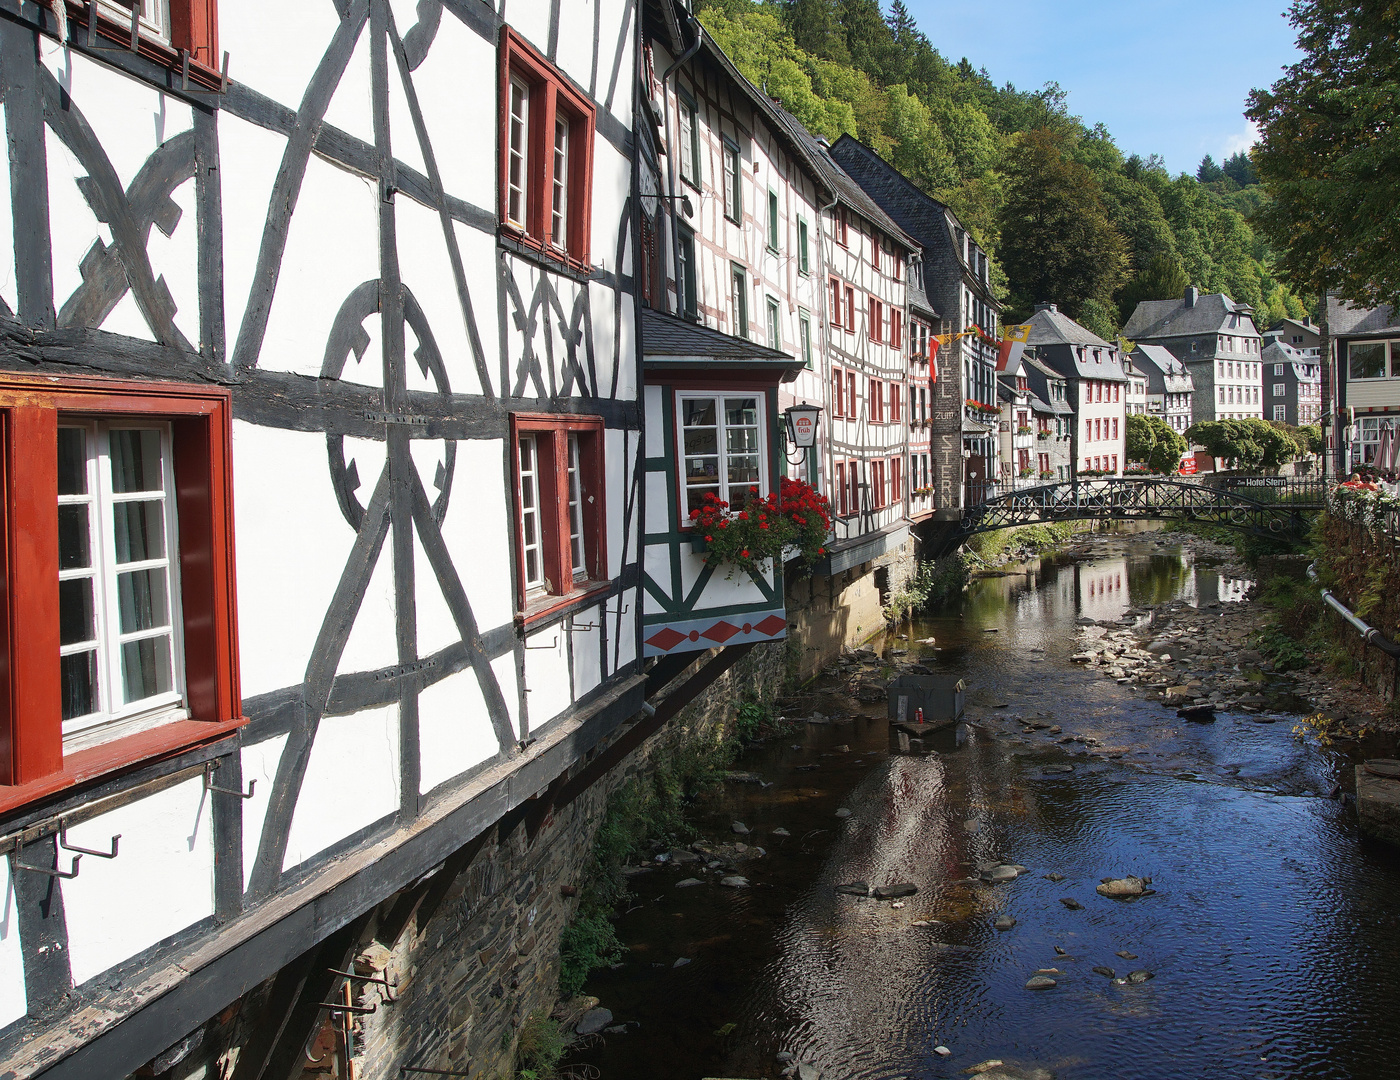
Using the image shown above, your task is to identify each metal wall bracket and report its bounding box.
[327,966,398,1003]
[318,1001,377,1015]
[58,822,120,859]
[204,761,256,799]
[11,840,80,879]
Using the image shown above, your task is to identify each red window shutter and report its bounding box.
[845,287,855,332]
[835,463,846,516]
[846,372,856,417]
[170,0,220,72]
[833,367,843,416]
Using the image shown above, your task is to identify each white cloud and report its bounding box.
[1220,120,1260,158]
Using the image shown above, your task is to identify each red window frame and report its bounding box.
[70,1,222,89]
[891,309,902,350]
[872,236,882,274]
[829,277,843,330]
[1112,454,1118,472]
[1112,417,1119,440]
[870,459,885,509]
[0,373,241,804]
[869,297,883,344]
[869,379,883,423]
[835,207,849,247]
[890,456,902,502]
[890,384,902,424]
[499,28,596,268]
[844,286,856,333]
[832,366,844,417]
[1085,419,1092,442]
[509,413,607,622]
[835,462,847,517]
[846,372,857,419]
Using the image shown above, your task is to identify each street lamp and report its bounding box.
[784,403,822,449]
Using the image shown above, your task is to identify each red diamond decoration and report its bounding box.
[645,627,687,652]
[702,620,740,643]
[753,615,787,637]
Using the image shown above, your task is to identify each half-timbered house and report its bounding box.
[0,2,648,1076]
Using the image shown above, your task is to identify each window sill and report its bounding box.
[518,579,616,630]
[497,228,593,282]
[0,717,246,816]
[45,2,225,93]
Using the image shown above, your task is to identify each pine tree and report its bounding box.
[781,0,850,63]
[1196,154,1225,183]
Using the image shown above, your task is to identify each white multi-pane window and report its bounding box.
[507,78,530,227]
[1274,383,1285,397]
[58,423,184,751]
[722,140,741,223]
[567,434,585,581]
[98,0,170,41]
[679,95,699,186]
[518,435,545,591]
[551,115,570,248]
[1274,405,1286,421]
[767,296,781,350]
[678,393,765,518]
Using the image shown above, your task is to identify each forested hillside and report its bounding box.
[692,0,1310,337]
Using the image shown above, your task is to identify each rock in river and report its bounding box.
[835,882,870,897]
[994,915,1017,930]
[731,821,750,835]
[1025,975,1057,990]
[1092,966,1116,979]
[797,1063,822,1080]
[983,864,1020,882]
[874,883,918,899]
[1060,898,1083,910]
[675,878,703,889]
[1128,969,1154,983]
[1096,876,1147,898]
[576,1008,613,1035]
[834,808,853,819]
[719,875,749,888]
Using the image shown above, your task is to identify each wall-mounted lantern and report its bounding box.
[784,403,822,450]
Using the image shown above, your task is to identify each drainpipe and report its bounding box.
[659,17,702,317]
[1307,562,1400,657]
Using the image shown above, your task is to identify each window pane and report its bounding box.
[725,398,758,427]
[726,427,759,454]
[568,434,585,577]
[1350,342,1387,379]
[59,504,92,569]
[117,567,170,634]
[61,651,99,721]
[58,428,87,495]
[59,578,97,646]
[121,634,173,703]
[508,79,529,225]
[109,429,164,493]
[683,399,717,427]
[686,486,719,515]
[728,455,760,484]
[683,429,718,455]
[112,500,166,563]
[552,115,570,247]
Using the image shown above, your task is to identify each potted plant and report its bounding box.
[688,477,832,577]
[1017,426,1033,436]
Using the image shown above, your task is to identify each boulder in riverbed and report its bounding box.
[835,882,870,897]
[874,883,918,899]
[1024,975,1057,990]
[1096,876,1148,898]
[576,1007,614,1035]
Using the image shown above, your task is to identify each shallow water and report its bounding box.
[570,535,1400,1080]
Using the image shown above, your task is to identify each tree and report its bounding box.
[1247,1,1400,311]
[996,128,1128,317]
[1116,253,1190,323]
[1186,418,1302,469]
[1222,150,1257,187]
[1127,414,1189,473]
[1196,154,1225,183]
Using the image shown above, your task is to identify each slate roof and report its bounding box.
[907,272,938,319]
[827,137,966,264]
[1129,344,1195,396]
[1263,339,1321,380]
[641,309,804,380]
[1025,306,1128,383]
[1328,297,1400,338]
[1026,390,1054,415]
[1021,355,1074,415]
[766,104,917,252]
[1124,291,1258,340]
[1026,305,1112,348]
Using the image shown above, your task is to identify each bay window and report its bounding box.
[499,29,595,264]
[677,393,766,522]
[511,414,606,615]
[0,375,240,796]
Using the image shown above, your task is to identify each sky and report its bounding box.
[904,0,1303,175]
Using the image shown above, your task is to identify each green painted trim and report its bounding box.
[681,559,717,610]
[641,570,677,613]
[662,387,682,594]
[642,597,789,623]
[645,457,669,470]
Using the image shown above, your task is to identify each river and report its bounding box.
[567,532,1400,1080]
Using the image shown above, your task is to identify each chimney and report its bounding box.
[1034,303,1057,314]
[815,135,830,148]
[1184,286,1198,308]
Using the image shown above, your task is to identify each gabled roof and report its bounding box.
[1265,316,1318,337]
[766,105,917,252]
[907,273,938,319]
[1129,343,1194,395]
[1026,390,1054,415]
[1124,290,1257,340]
[641,309,804,381]
[1021,355,1074,415]
[1026,305,1112,348]
[1262,339,1321,379]
[1328,297,1400,338]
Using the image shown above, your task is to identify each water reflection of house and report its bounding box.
[1077,558,1129,621]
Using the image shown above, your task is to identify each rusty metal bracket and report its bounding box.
[327,966,397,1003]
[58,822,120,859]
[11,840,81,880]
[318,1000,378,1015]
[204,761,256,800]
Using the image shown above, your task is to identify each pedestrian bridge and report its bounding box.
[928,476,1326,556]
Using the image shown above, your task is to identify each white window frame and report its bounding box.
[799,308,813,368]
[676,390,769,525]
[722,138,742,224]
[1273,405,1286,421]
[517,434,546,593]
[58,421,187,753]
[766,295,782,350]
[566,434,585,580]
[678,91,700,187]
[550,114,570,248]
[97,0,170,42]
[507,76,531,228]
